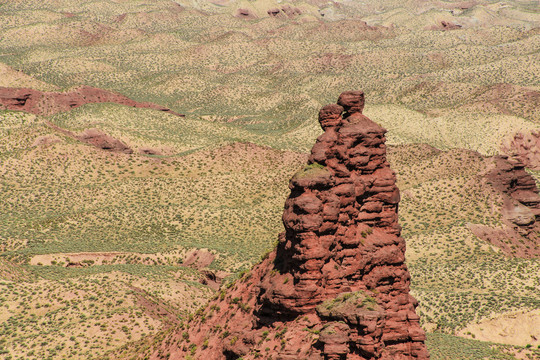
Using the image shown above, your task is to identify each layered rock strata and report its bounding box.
[152,91,428,360]
[0,85,183,117]
[502,131,540,170]
[470,155,540,258]
[487,156,540,218]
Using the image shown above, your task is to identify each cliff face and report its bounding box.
[469,155,540,258]
[153,91,428,360]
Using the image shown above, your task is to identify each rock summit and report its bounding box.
[152,91,429,360]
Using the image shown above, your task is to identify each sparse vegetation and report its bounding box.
[0,0,538,359]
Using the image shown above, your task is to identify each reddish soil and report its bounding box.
[131,286,181,326]
[78,128,133,154]
[235,8,257,19]
[43,121,133,154]
[0,85,184,117]
[183,249,216,269]
[148,91,428,360]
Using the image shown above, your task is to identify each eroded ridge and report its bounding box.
[469,155,540,258]
[153,91,428,360]
[0,85,183,117]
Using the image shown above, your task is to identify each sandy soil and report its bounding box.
[458,309,540,347]
[29,248,216,268]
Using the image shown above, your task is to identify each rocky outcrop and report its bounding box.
[0,85,184,117]
[486,156,540,213]
[470,155,540,258]
[267,5,302,18]
[439,21,462,30]
[502,131,540,170]
[235,8,257,19]
[281,5,302,18]
[149,91,428,360]
[78,128,133,154]
[428,20,462,30]
[41,121,135,154]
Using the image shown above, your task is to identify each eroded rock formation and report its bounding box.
[267,5,302,18]
[78,128,133,154]
[470,155,540,258]
[40,121,135,154]
[437,20,462,30]
[235,8,257,19]
[151,91,428,360]
[502,131,540,170]
[0,85,183,117]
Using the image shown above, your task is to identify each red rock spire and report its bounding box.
[154,91,429,360]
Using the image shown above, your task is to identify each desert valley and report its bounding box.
[0,0,539,359]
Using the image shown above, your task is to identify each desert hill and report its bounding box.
[0,0,539,359]
[1,0,539,152]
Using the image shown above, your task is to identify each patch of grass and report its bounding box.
[293,162,328,179]
[426,332,539,360]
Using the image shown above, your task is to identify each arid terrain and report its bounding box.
[0,0,539,359]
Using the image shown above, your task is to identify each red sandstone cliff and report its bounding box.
[150,91,428,360]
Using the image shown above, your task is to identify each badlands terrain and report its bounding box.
[0,0,539,359]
